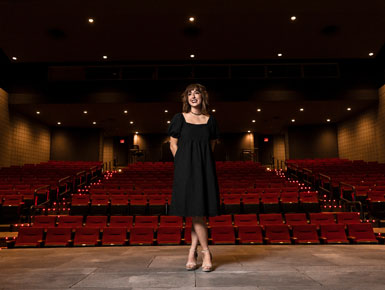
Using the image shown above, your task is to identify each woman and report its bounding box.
[167,83,221,272]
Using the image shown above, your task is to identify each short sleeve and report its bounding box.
[210,116,220,140]
[168,113,182,138]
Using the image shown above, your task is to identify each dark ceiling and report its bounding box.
[1,0,385,62]
[1,0,384,136]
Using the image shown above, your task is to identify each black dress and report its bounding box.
[167,112,221,217]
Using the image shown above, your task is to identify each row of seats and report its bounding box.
[8,222,380,248]
[28,213,363,229]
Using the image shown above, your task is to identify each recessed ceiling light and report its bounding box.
[88,18,94,23]
[189,17,195,22]
[12,56,17,61]
[290,16,296,21]
[252,120,256,123]
[167,120,170,124]
[369,52,374,56]
[164,109,168,113]
[257,108,261,112]
[212,109,216,112]
[135,132,139,134]
[190,54,195,58]
[300,108,304,111]
[57,122,61,125]
[291,119,295,122]
[92,121,96,125]
[277,53,283,57]
[36,111,40,115]
[347,107,352,111]
[102,55,108,59]
[326,119,331,122]
[130,121,134,124]
[83,110,88,114]
[124,110,128,114]
[247,130,251,133]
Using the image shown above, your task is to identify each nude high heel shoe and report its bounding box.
[185,249,198,270]
[201,248,213,272]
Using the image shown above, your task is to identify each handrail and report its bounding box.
[339,181,363,219]
[58,175,71,184]
[318,173,332,198]
[33,184,51,206]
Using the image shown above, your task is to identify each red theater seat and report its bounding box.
[210,226,235,244]
[85,216,107,228]
[347,223,378,244]
[159,216,183,228]
[44,228,72,246]
[241,194,260,214]
[73,227,100,246]
[157,227,182,245]
[129,227,155,245]
[259,214,284,226]
[320,224,349,244]
[234,214,258,227]
[310,213,336,226]
[148,195,167,215]
[70,194,90,216]
[90,195,109,215]
[110,195,129,215]
[299,191,320,212]
[285,213,308,226]
[261,193,280,213]
[264,225,291,244]
[102,227,128,246]
[134,216,158,229]
[237,225,263,244]
[222,195,241,214]
[291,225,320,244]
[57,216,83,229]
[208,215,232,227]
[129,195,147,215]
[32,215,57,228]
[280,192,299,212]
[109,216,133,229]
[12,227,44,247]
[337,212,361,225]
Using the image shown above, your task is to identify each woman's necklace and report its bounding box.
[190,111,202,116]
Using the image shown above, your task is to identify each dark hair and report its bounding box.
[181,83,210,115]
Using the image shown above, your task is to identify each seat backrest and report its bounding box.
[259,214,283,225]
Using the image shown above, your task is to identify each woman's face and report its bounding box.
[188,89,202,108]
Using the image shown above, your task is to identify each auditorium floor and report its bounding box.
[1,245,385,289]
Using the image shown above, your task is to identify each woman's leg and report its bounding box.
[192,216,212,268]
[186,225,199,265]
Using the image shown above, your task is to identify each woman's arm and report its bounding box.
[169,136,179,157]
[210,139,217,152]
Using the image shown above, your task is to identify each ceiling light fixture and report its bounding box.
[247,130,251,133]
[88,18,94,23]
[36,111,40,115]
[212,109,216,112]
[102,55,108,59]
[190,54,195,58]
[277,53,283,57]
[167,121,170,124]
[124,110,128,114]
[300,108,304,111]
[57,122,61,125]
[135,132,139,134]
[257,108,261,112]
[291,119,295,122]
[83,110,88,114]
[130,121,134,124]
[369,52,374,56]
[291,16,296,21]
[12,56,17,60]
[326,119,331,122]
[164,109,168,113]
[347,107,351,111]
[252,120,256,123]
[92,121,96,125]
[189,17,195,22]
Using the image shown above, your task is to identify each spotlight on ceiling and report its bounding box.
[83,111,88,114]
[189,17,195,22]
[252,120,256,123]
[88,18,94,23]
[290,16,296,21]
[167,120,170,124]
[300,108,304,111]
[12,56,17,60]
[326,119,331,122]
[102,55,108,59]
[130,121,134,124]
[212,109,216,112]
[247,130,251,133]
[257,108,261,112]
[291,119,295,122]
[36,111,40,115]
[124,110,128,114]
[190,54,195,58]
[347,107,352,111]
[277,53,283,57]
[369,52,374,56]
[135,132,139,134]
[164,109,168,113]
[57,122,61,125]
[92,121,96,125]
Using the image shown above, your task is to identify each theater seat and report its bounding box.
[237,225,263,244]
[234,214,258,227]
[291,225,320,244]
[129,227,155,245]
[222,195,241,214]
[70,194,90,216]
[337,212,361,225]
[159,216,183,228]
[259,213,284,227]
[347,223,379,244]
[319,224,349,244]
[208,215,233,227]
[157,227,182,245]
[310,213,336,227]
[109,216,133,230]
[85,216,107,228]
[10,227,44,248]
[242,194,260,214]
[73,227,100,246]
[285,213,308,226]
[134,216,158,229]
[32,215,57,228]
[102,227,128,246]
[264,225,291,244]
[110,195,129,215]
[210,226,236,244]
[45,228,72,247]
[57,216,83,229]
